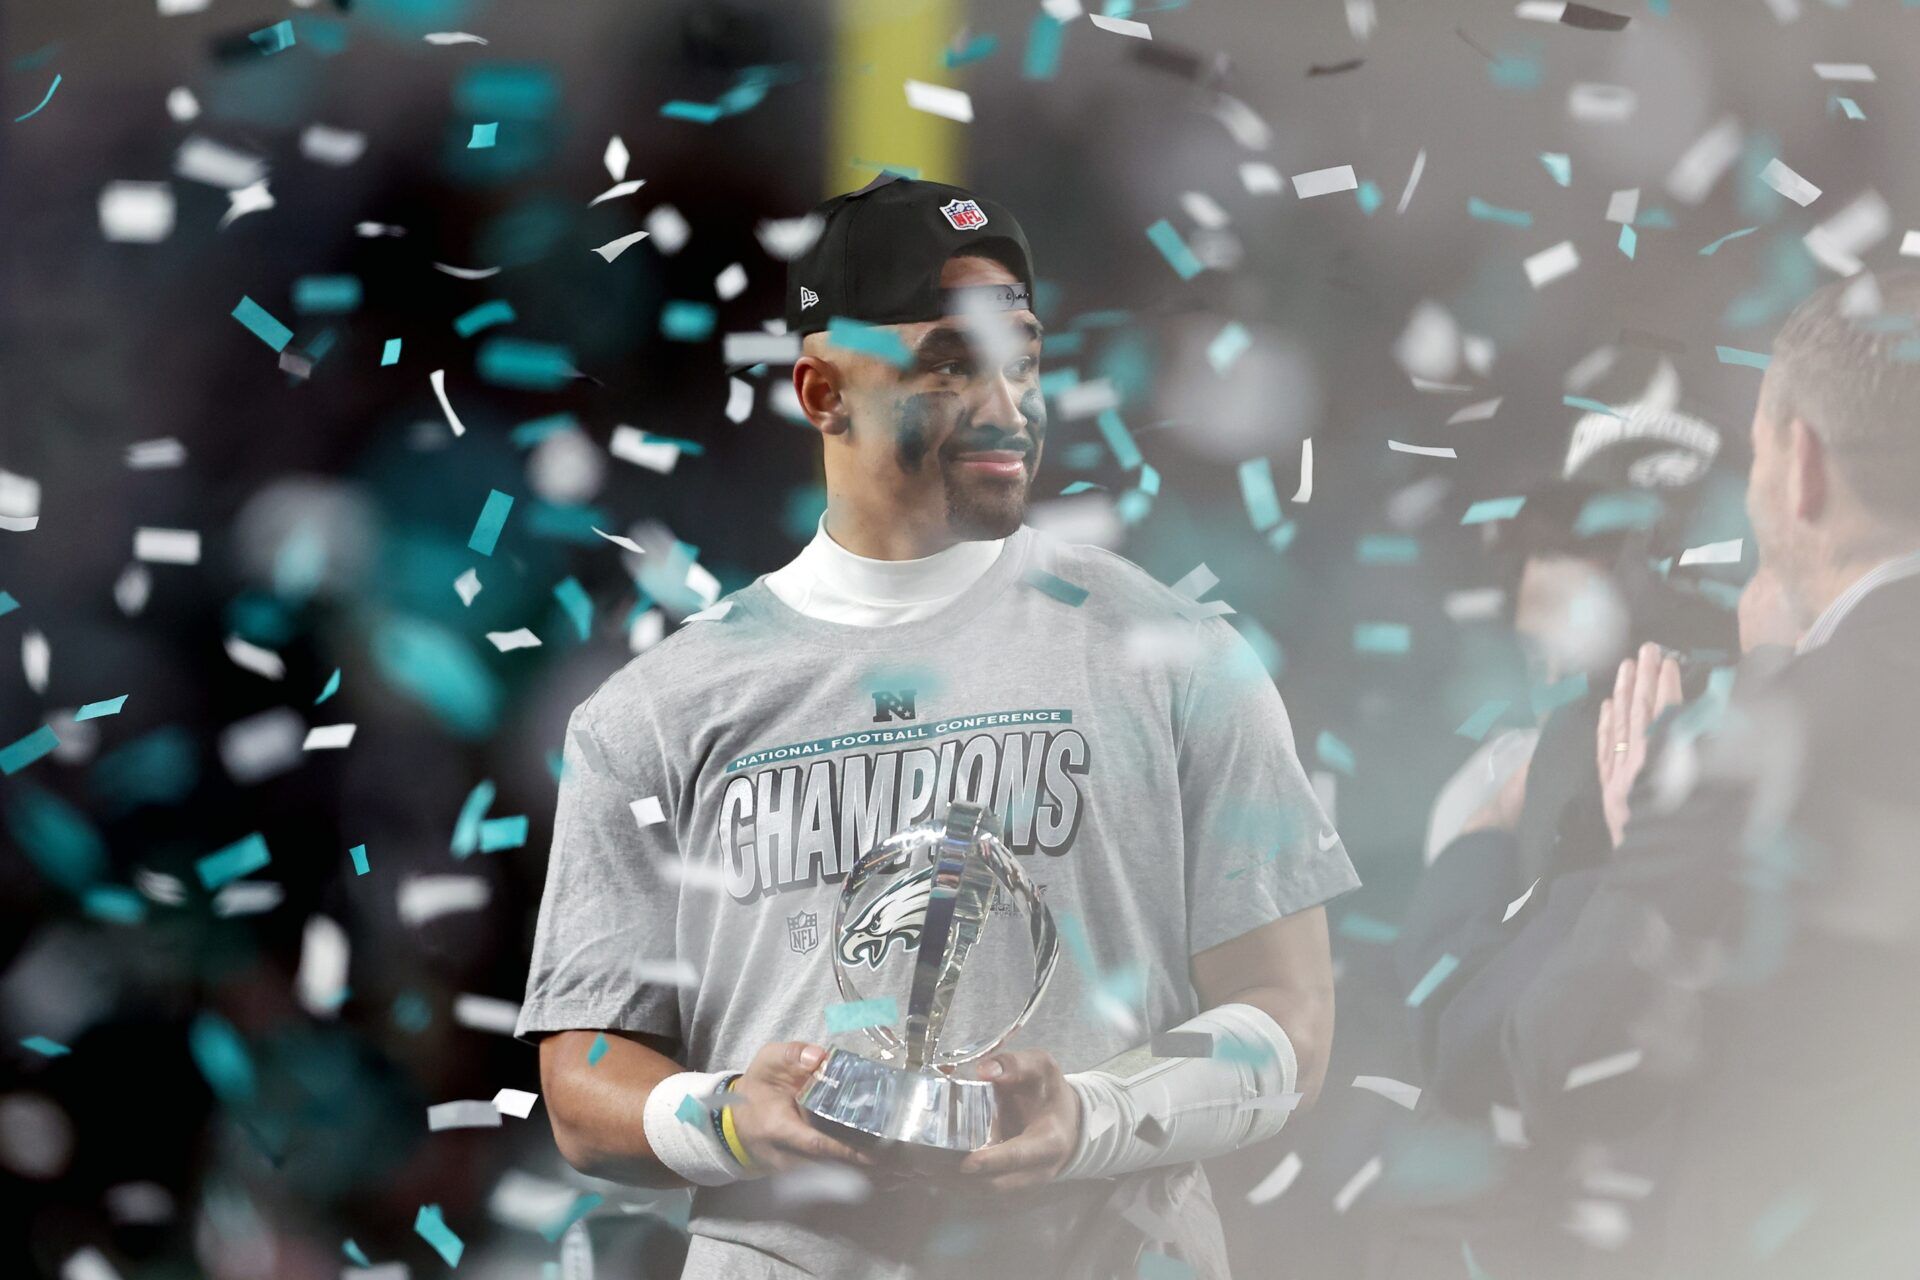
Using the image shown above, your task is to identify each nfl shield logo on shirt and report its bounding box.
[787,910,819,955]
[940,198,989,231]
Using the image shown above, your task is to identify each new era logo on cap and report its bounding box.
[940,198,989,231]
[800,286,819,311]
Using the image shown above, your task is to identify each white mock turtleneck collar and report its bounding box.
[762,511,1008,626]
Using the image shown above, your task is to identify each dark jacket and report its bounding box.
[1386,573,1920,1278]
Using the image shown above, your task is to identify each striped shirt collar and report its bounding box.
[1797,547,1920,653]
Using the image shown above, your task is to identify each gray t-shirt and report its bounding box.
[515,523,1360,1278]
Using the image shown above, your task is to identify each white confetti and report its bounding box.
[300,124,366,167]
[726,378,754,423]
[1503,878,1540,923]
[212,881,282,918]
[1604,188,1640,225]
[1345,0,1376,39]
[723,331,801,366]
[135,527,199,564]
[592,229,650,262]
[604,134,628,180]
[1182,191,1229,230]
[296,915,349,1017]
[716,262,748,300]
[218,179,274,230]
[1446,397,1503,426]
[1565,1047,1644,1091]
[1292,439,1314,503]
[1803,190,1889,276]
[591,527,647,556]
[1812,62,1875,82]
[1292,164,1358,199]
[22,631,48,694]
[589,178,647,207]
[424,30,489,45]
[493,1088,538,1118]
[1333,1156,1382,1213]
[402,878,492,928]
[173,135,264,189]
[1087,12,1151,37]
[1523,240,1580,289]
[1389,441,1458,459]
[1446,587,1506,622]
[219,707,305,784]
[1900,230,1920,257]
[630,795,668,827]
[645,204,690,255]
[427,1101,503,1131]
[1396,148,1427,215]
[1516,0,1566,20]
[451,992,517,1032]
[486,628,542,652]
[98,182,175,243]
[1240,162,1284,195]
[609,425,684,474]
[756,213,825,261]
[1246,1151,1303,1205]
[302,724,357,751]
[126,438,186,468]
[1567,83,1637,123]
[431,262,500,279]
[1759,157,1821,207]
[1352,1075,1422,1110]
[1665,116,1742,205]
[454,567,482,605]
[165,87,199,122]
[1491,1103,1529,1146]
[1678,537,1743,567]
[904,80,973,122]
[429,369,468,437]
[224,635,286,680]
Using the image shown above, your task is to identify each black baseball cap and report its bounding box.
[783,173,1036,336]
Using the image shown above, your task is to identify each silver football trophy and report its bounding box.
[799,801,1060,1158]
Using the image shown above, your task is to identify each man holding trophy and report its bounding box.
[514,176,1360,1279]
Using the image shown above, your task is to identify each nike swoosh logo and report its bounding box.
[1316,828,1341,852]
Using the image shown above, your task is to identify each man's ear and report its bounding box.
[1787,417,1828,523]
[793,354,851,435]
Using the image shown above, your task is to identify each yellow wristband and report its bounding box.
[719,1098,754,1171]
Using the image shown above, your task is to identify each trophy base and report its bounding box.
[798,1048,996,1160]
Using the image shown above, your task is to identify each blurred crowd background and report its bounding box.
[3,0,1915,1276]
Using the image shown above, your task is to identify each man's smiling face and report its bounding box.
[811,253,1047,543]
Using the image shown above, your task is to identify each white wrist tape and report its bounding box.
[1060,1003,1299,1182]
[641,1070,747,1187]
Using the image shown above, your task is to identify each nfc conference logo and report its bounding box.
[872,689,917,723]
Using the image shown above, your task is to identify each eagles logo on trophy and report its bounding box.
[799,801,1060,1159]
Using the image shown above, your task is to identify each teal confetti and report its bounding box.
[1619,223,1637,258]
[315,668,340,704]
[0,591,16,616]
[1463,1241,1496,1280]
[1455,699,1511,741]
[82,887,145,924]
[1238,457,1283,531]
[1146,219,1204,280]
[661,100,725,123]
[1576,489,1663,535]
[1354,622,1411,655]
[1406,953,1459,1007]
[0,725,58,775]
[292,275,361,315]
[1337,913,1400,944]
[825,316,910,366]
[8,784,104,890]
[349,843,370,875]
[1716,345,1770,370]
[1059,480,1105,495]
[231,296,293,353]
[1207,322,1252,374]
[1023,568,1090,606]
[371,617,500,739]
[510,413,578,448]
[1563,395,1622,417]
[1462,496,1526,525]
[381,338,402,366]
[1023,14,1067,80]
[1539,152,1571,186]
[454,299,516,337]
[1467,197,1532,228]
[249,20,295,55]
[344,1241,372,1268]
[661,300,717,342]
[478,815,528,853]
[468,121,498,148]
[1749,1189,1817,1260]
[197,832,270,890]
[675,1094,705,1126]
[476,337,574,390]
[74,696,127,721]
[468,489,514,556]
[586,1032,610,1065]
[945,33,999,67]
[1697,226,1757,256]
[189,1011,255,1102]
[12,72,61,122]
[1316,730,1356,776]
[1488,55,1540,91]
[541,1192,605,1244]
[1357,535,1419,565]
[1356,180,1383,215]
[1139,1251,1196,1280]
[1267,521,1297,553]
[1096,408,1144,469]
[1832,95,1864,121]
[1138,463,1160,496]
[452,780,496,857]
[553,577,593,641]
[21,1035,69,1057]
[414,1205,465,1268]
[1531,671,1590,718]
[825,996,900,1034]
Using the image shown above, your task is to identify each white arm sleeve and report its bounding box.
[641,1070,749,1187]
[1059,1003,1299,1182]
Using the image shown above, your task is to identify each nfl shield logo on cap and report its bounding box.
[940,198,989,231]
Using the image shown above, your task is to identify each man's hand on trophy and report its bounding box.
[728,1042,879,1174]
[950,1050,1081,1191]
